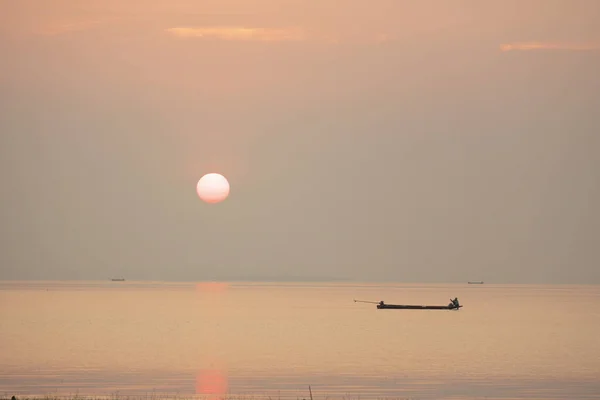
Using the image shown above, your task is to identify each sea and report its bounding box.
[1,281,599,399]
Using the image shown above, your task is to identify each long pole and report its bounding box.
[353,299,379,304]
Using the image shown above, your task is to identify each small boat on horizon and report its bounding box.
[354,297,462,310]
[111,278,125,282]
[468,281,484,284]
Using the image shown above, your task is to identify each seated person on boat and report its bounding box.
[448,297,460,309]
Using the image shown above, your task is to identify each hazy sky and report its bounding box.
[1,0,599,283]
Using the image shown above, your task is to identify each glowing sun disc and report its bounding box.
[197,173,230,203]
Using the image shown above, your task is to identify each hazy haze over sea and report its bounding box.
[2,0,599,285]
[1,281,599,399]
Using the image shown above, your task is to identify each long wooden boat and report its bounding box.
[377,303,462,310]
[354,298,462,310]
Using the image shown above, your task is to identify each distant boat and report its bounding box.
[354,297,462,311]
[111,278,125,282]
[468,281,484,284]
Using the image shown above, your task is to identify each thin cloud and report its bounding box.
[165,26,393,45]
[500,42,600,52]
[165,26,306,42]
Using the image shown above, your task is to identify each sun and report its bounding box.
[196,173,230,204]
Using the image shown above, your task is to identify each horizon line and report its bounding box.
[0,279,598,286]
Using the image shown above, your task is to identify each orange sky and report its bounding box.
[1,0,599,283]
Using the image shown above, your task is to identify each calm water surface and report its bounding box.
[1,281,599,399]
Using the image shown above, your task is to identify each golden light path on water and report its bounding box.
[195,282,229,398]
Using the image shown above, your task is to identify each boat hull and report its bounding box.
[377,304,462,310]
